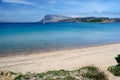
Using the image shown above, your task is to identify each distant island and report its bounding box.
[40,15,120,23]
[1,15,120,23]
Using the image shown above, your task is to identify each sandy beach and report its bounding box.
[0,43,120,80]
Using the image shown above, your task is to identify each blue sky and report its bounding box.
[0,0,120,22]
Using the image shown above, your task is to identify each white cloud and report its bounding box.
[64,1,80,5]
[69,15,81,18]
[49,0,57,5]
[61,0,119,13]
[2,0,34,5]
[51,8,69,12]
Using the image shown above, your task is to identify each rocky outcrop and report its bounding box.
[40,15,70,23]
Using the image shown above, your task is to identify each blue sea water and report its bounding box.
[0,22,120,55]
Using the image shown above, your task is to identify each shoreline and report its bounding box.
[0,43,120,80]
[0,42,120,58]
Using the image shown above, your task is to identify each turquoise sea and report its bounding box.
[0,22,120,55]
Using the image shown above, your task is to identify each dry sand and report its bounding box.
[0,43,120,80]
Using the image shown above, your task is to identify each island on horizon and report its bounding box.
[1,14,120,23]
[0,0,120,80]
[39,14,120,23]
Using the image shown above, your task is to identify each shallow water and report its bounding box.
[0,22,120,55]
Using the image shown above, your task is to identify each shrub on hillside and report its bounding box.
[115,54,120,66]
[108,66,120,76]
[14,66,108,80]
[108,54,120,77]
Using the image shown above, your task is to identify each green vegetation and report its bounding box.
[0,66,108,80]
[115,54,120,66]
[108,66,120,76]
[78,66,107,79]
[108,54,120,76]
[81,19,103,22]
[13,66,107,80]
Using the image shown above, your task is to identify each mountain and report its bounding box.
[59,17,120,22]
[40,15,120,23]
[40,15,70,23]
